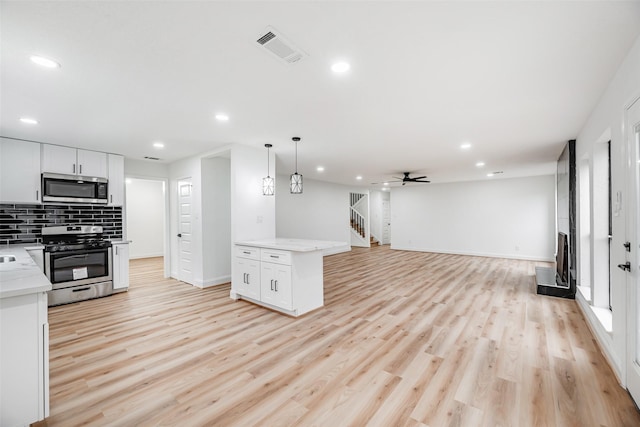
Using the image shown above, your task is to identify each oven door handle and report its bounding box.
[59,254,90,260]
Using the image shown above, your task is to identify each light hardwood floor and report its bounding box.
[39,246,640,426]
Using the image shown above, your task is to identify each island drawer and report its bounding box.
[235,246,260,260]
[261,249,292,265]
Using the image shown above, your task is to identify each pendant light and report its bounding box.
[290,137,303,194]
[263,144,274,196]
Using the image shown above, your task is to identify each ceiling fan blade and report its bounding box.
[412,176,427,180]
[414,180,430,183]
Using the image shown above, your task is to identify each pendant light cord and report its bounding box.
[295,140,298,173]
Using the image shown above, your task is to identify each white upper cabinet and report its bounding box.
[77,149,107,177]
[107,154,125,206]
[41,144,107,178]
[0,138,41,203]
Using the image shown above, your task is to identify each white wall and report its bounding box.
[125,178,165,259]
[201,156,231,286]
[230,144,276,243]
[276,176,354,250]
[124,158,169,179]
[391,175,556,261]
[574,34,640,384]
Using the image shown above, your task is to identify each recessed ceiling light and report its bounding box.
[460,142,472,150]
[20,117,38,125]
[153,141,165,149]
[215,114,229,121]
[487,173,494,177]
[383,182,389,186]
[331,61,350,73]
[30,55,60,69]
[316,166,325,172]
[476,161,485,167]
[356,175,363,180]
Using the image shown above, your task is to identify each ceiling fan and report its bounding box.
[392,172,431,185]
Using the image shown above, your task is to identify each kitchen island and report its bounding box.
[231,238,347,316]
[0,245,51,426]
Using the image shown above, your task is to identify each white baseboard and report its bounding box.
[188,275,231,289]
[575,291,624,386]
[389,245,554,262]
[130,252,164,260]
[323,245,351,256]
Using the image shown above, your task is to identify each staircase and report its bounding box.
[350,192,369,247]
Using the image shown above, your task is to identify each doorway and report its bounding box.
[125,177,170,278]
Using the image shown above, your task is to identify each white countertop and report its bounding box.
[0,245,52,299]
[235,238,347,252]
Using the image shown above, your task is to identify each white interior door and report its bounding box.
[177,178,193,284]
[626,97,640,405]
[382,200,391,245]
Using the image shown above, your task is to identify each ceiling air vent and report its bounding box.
[144,156,161,161]
[255,26,307,65]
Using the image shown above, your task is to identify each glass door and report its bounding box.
[627,97,640,405]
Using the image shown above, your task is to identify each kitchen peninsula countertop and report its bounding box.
[0,244,51,299]
[235,238,347,252]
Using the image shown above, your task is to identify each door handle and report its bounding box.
[618,262,631,272]
[177,233,182,237]
[624,242,631,252]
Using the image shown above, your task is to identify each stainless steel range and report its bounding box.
[43,225,112,306]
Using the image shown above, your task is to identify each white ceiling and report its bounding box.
[2,1,640,188]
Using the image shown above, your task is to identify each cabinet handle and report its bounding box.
[36,190,39,201]
[270,279,274,291]
[247,273,250,283]
[80,164,83,174]
[275,280,278,292]
[270,255,279,259]
[110,195,113,203]
[115,246,119,256]
[243,251,250,255]
[73,164,76,174]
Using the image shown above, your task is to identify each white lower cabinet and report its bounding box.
[232,244,324,316]
[234,257,261,300]
[0,291,49,426]
[260,262,293,310]
[112,242,130,292]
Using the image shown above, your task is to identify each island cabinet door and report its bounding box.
[260,262,293,311]
[234,257,260,300]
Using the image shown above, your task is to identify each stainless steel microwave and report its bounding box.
[42,173,108,204]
